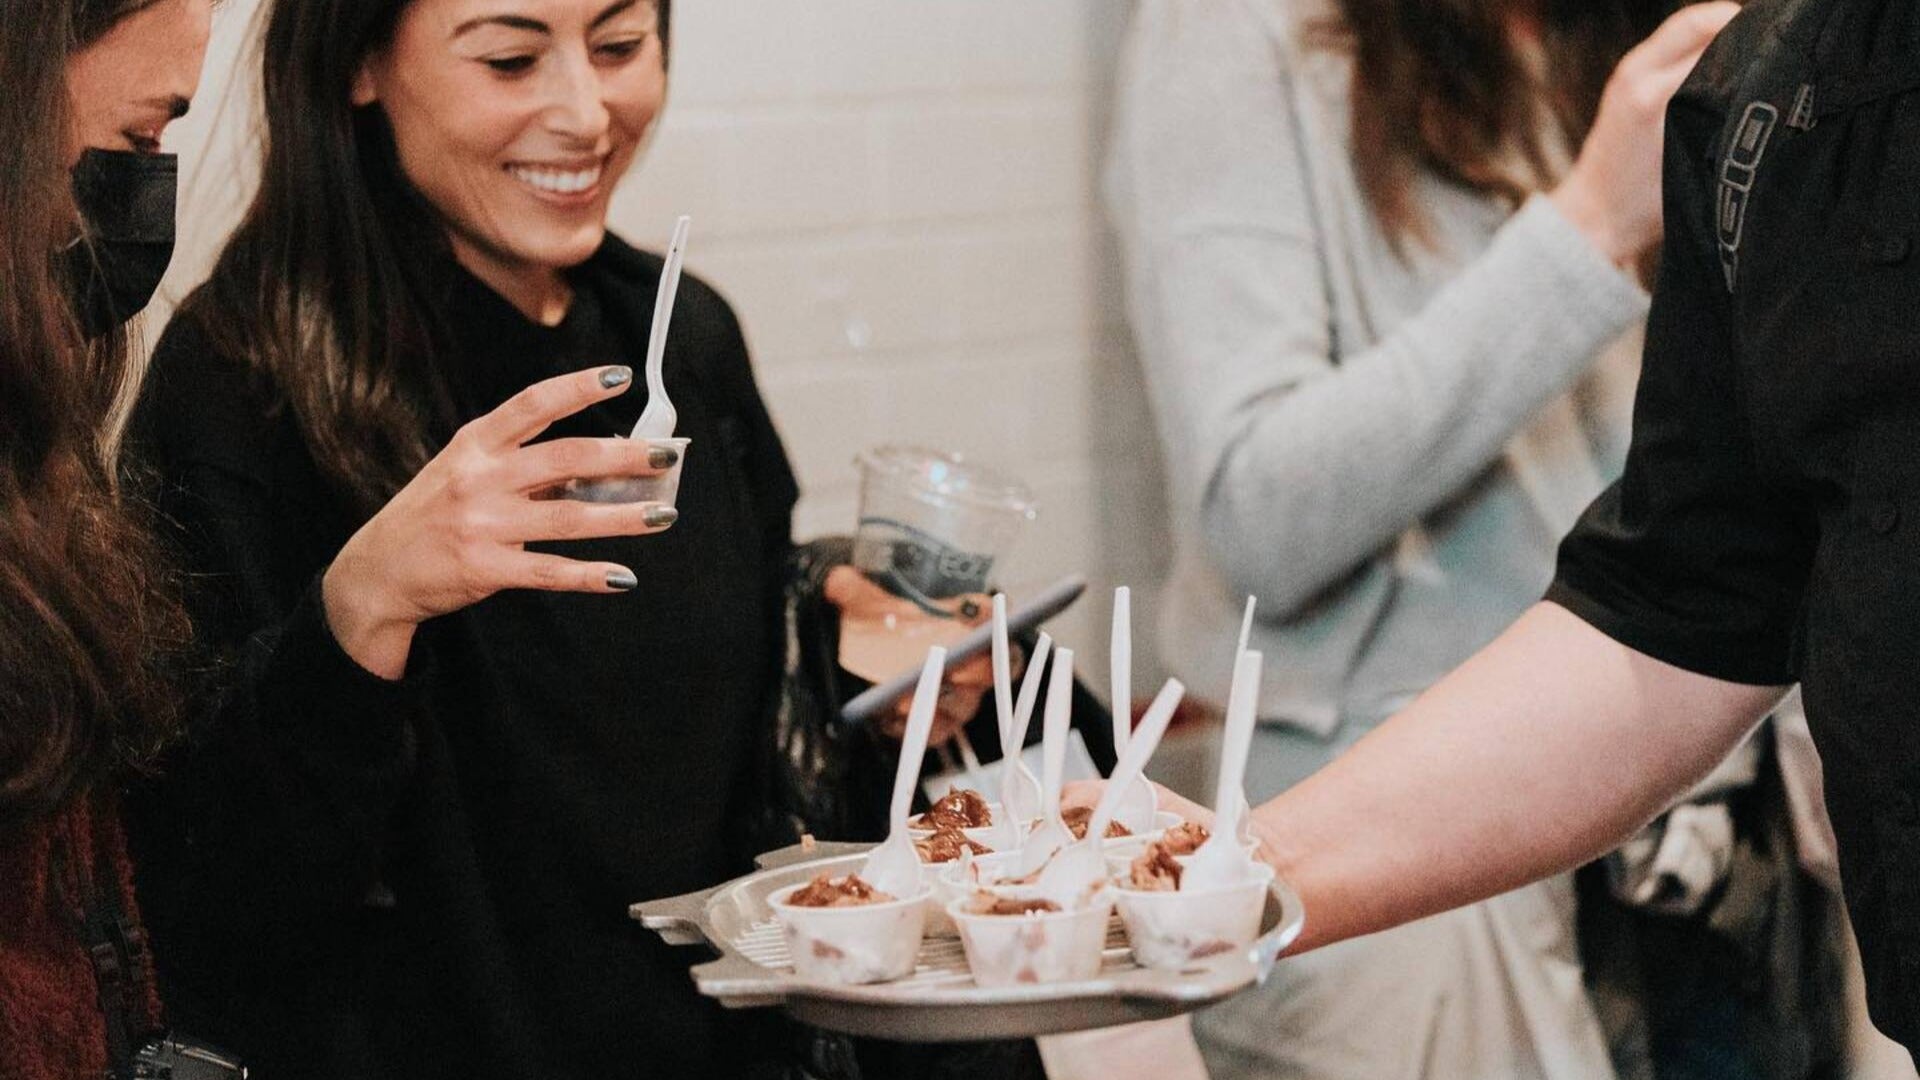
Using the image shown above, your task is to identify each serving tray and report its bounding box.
[630,841,1306,1042]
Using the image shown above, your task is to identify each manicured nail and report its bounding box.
[644,505,679,528]
[648,445,680,469]
[600,365,633,389]
[607,568,638,590]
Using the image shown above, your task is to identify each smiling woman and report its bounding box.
[117,0,828,1076]
[352,0,664,322]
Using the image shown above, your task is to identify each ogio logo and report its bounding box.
[1718,101,1778,292]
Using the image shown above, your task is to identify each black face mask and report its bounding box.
[62,148,179,338]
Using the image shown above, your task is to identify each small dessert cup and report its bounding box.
[562,437,690,506]
[1113,862,1275,971]
[948,889,1115,987]
[768,880,929,985]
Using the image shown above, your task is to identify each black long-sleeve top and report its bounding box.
[124,236,799,1080]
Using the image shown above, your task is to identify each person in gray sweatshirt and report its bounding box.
[1106,1,1736,1076]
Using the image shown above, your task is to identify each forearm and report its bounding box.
[1252,602,1783,950]
[1198,199,1644,612]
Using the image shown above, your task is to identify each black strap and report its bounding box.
[53,829,149,1080]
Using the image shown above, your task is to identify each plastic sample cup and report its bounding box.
[1113,862,1274,970]
[948,889,1114,987]
[769,881,929,985]
[562,437,690,506]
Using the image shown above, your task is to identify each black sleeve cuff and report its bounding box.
[1544,575,1795,688]
[249,575,423,767]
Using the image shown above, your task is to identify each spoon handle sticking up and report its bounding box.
[1016,646,1078,876]
[1184,649,1264,892]
[892,647,946,829]
[860,646,948,897]
[1034,678,1185,906]
[1111,586,1131,757]
[1236,594,1257,657]
[1213,648,1263,839]
[1040,647,1075,824]
[1012,632,1052,751]
[998,632,1051,836]
[1082,678,1184,844]
[630,214,691,440]
[991,595,1013,737]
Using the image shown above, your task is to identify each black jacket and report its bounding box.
[126,236,798,1080]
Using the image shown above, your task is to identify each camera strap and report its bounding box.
[52,821,149,1080]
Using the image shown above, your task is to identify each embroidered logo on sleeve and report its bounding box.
[1718,101,1779,292]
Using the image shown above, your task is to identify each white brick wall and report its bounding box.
[150,0,1175,704]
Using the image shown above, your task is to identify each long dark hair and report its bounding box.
[185,0,670,513]
[1322,0,1677,246]
[0,0,189,822]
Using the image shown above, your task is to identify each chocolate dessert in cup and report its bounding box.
[915,826,992,938]
[768,872,929,985]
[947,885,1115,987]
[1112,857,1276,971]
[909,787,1003,852]
[1116,649,1274,969]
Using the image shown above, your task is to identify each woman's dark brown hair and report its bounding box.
[184,0,669,512]
[0,0,189,822]
[1325,0,1677,246]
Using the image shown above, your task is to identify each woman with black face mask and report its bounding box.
[0,1,212,1078]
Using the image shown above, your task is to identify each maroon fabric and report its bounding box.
[0,791,159,1080]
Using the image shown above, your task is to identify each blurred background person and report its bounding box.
[1108,1,1839,1077]
[0,0,211,1076]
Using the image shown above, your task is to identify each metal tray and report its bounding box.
[631,841,1306,1042]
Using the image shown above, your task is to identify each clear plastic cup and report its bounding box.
[561,437,690,506]
[769,881,929,985]
[838,446,1036,681]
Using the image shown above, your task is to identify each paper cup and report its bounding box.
[949,890,1114,987]
[769,881,929,985]
[562,437,690,506]
[1113,863,1274,970]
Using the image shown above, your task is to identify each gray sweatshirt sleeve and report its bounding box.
[1107,0,1648,617]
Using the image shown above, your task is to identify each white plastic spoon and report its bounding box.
[629,215,690,440]
[1185,649,1264,891]
[1109,587,1159,835]
[1035,678,1186,908]
[1018,647,1077,876]
[996,627,1050,848]
[952,729,988,793]
[1237,594,1257,656]
[860,647,947,898]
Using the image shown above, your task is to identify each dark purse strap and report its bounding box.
[53,824,150,1080]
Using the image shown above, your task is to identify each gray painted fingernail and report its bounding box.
[607,568,638,590]
[648,445,680,469]
[644,505,679,528]
[600,366,633,389]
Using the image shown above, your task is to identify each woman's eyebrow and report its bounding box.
[452,13,550,37]
[451,1,646,38]
[590,0,643,30]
